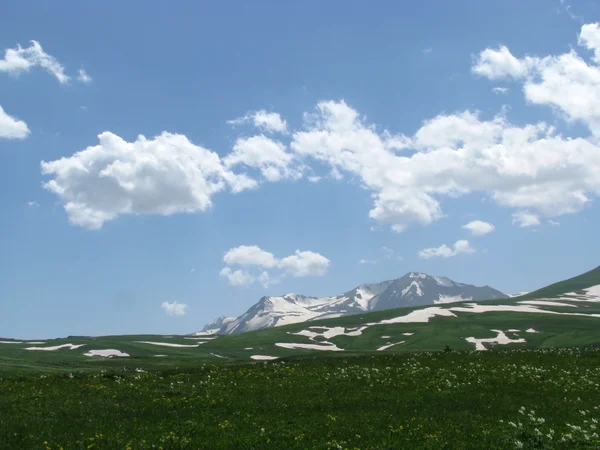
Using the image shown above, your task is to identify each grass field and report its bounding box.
[1,348,599,449]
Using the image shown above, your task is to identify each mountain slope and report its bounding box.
[207,272,508,335]
[516,265,600,300]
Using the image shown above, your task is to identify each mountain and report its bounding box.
[204,272,508,335]
[195,316,236,335]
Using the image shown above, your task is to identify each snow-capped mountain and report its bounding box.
[202,272,508,335]
[196,316,236,335]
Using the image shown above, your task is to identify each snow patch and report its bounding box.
[433,276,454,287]
[402,332,414,336]
[291,326,368,341]
[381,335,391,339]
[519,300,577,307]
[435,294,472,304]
[135,341,202,348]
[25,343,85,351]
[0,340,23,344]
[465,330,526,351]
[402,280,424,297]
[377,341,405,351]
[193,329,219,336]
[210,353,228,359]
[369,307,457,325]
[84,349,129,358]
[275,342,344,351]
[409,272,427,279]
[526,328,539,333]
[251,355,279,360]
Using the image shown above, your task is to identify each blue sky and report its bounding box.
[2,0,600,339]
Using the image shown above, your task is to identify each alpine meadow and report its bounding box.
[2,1,600,449]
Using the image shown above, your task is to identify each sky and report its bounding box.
[2,0,600,339]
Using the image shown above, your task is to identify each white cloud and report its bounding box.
[579,23,600,63]
[160,301,188,317]
[221,245,329,286]
[462,220,495,236]
[308,176,321,183]
[423,48,433,54]
[472,45,530,80]
[418,240,475,259]
[223,245,278,268]
[224,135,301,182]
[549,219,560,226]
[359,258,376,264]
[492,87,509,95]
[0,105,29,139]
[0,40,70,83]
[289,96,600,232]
[473,23,600,136]
[77,68,92,84]
[228,110,288,134]
[41,131,257,229]
[512,211,540,227]
[27,200,39,208]
[279,250,330,277]
[219,267,256,287]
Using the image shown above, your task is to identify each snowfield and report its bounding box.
[465,330,526,351]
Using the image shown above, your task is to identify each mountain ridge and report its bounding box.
[203,272,508,335]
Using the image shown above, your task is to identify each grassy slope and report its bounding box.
[517,265,600,299]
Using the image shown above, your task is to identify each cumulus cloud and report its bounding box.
[0,40,70,83]
[223,245,278,268]
[290,98,600,232]
[418,240,475,259]
[279,250,330,277]
[473,23,600,136]
[220,245,329,287]
[160,301,188,317]
[472,46,531,80]
[492,87,509,95]
[462,220,495,236]
[228,110,288,134]
[512,211,540,227]
[359,258,376,264]
[0,105,29,139]
[41,132,257,229]
[224,135,301,182]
